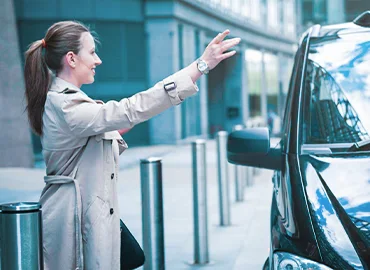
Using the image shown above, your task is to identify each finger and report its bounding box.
[220,38,241,52]
[209,29,230,45]
[215,29,230,44]
[219,50,236,61]
[221,37,241,46]
[209,33,222,46]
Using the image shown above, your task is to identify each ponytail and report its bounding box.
[23,21,93,136]
[24,39,51,136]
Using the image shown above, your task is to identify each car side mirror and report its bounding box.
[227,127,282,171]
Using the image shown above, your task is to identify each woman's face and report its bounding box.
[74,32,102,86]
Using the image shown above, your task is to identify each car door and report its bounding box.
[270,29,322,267]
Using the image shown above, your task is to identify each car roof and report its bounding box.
[304,11,370,40]
[315,22,370,38]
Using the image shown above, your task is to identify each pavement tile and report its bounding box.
[0,140,273,270]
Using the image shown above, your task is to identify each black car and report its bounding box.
[227,11,370,270]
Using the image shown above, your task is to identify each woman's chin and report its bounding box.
[84,77,95,85]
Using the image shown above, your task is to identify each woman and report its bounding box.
[24,21,240,270]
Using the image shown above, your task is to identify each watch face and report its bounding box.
[199,61,207,71]
[198,61,207,72]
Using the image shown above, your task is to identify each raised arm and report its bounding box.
[59,30,240,138]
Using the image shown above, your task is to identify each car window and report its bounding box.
[304,33,370,144]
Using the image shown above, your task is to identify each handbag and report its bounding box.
[120,219,145,270]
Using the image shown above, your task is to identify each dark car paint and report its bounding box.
[304,155,370,269]
[271,154,322,259]
[268,30,322,268]
[300,155,367,269]
[268,23,370,269]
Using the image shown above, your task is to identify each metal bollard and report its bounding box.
[232,125,244,131]
[232,125,245,202]
[0,202,43,270]
[244,167,252,187]
[216,131,231,226]
[140,158,165,270]
[234,166,244,202]
[248,167,254,186]
[191,140,209,264]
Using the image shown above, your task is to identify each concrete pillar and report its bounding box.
[240,43,249,125]
[181,24,199,138]
[327,0,345,24]
[277,52,284,120]
[198,30,209,138]
[261,50,268,126]
[145,19,181,144]
[295,0,304,35]
[0,0,33,167]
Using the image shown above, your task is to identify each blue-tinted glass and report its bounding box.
[306,33,370,143]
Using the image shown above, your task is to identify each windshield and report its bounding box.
[304,32,370,144]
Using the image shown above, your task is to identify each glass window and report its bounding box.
[126,23,147,81]
[93,22,126,81]
[264,53,280,133]
[284,0,296,36]
[305,33,370,144]
[313,0,327,24]
[280,56,294,118]
[210,0,221,7]
[250,0,261,22]
[278,0,284,33]
[303,0,314,23]
[267,0,279,29]
[231,0,241,14]
[246,49,263,118]
[220,0,231,9]
[241,0,250,18]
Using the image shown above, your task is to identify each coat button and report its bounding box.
[111,173,114,180]
[110,208,114,215]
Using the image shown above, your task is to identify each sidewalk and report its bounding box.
[0,140,273,270]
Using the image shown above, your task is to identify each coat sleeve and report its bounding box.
[60,71,199,137]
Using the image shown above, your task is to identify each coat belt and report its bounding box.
[44,175,83,270]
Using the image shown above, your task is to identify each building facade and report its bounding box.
[302,0,369,28]
[0,0,33,167]
[6,0,299,165]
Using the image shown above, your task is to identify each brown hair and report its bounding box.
[24,21,92,136]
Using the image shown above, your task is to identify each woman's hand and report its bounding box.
[201,30,240,70]
[180,30,240,83]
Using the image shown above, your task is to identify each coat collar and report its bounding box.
[49,77,86,95]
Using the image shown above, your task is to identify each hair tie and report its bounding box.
[41,39,46,48]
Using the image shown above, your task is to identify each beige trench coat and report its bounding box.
[40,73,198,270]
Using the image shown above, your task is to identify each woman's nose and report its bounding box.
[96,55,102,66]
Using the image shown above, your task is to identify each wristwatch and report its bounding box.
[196,58,209,75]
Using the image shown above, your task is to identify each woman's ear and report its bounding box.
[65,51,76,68]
